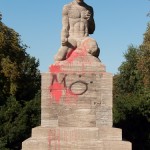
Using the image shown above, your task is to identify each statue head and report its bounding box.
[75,0,84,4]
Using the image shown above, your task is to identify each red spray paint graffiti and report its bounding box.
[49,73,79,104]
[49,39,96,104]
[48,37,105,104]
[48,129,60,150]
[47,39,104,149]
[48,129,78,150]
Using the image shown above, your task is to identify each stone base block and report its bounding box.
[22,138,131,150]
[22,126,131,150]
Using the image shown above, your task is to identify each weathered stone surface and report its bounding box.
[54,0,100,61]
[22,127,131,150]
[22,0,132,148]
[22,56,132,149]
[40,57,112,128]
[30,126,122,141]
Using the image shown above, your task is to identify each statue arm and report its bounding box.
[61,5,69,45]
[88,7,95,34]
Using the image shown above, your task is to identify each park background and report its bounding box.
[0,0,150,150]
[0,0,149,73]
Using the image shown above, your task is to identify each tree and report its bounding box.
[113,24,150,150]
[113,46,142,95]
[0,93,41,150]
[0,15,40,103]
[0,14,41,149]
[138,23,150,88]
[113,91,150,150]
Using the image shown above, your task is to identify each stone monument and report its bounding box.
[22,0,132,149]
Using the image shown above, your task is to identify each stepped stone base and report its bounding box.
[22,53,132,149]
[22,126,131,150]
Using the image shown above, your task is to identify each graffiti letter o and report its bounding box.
[69,81,88,95]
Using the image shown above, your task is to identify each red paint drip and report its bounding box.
[50,82,64,104]
[66,49,75,59]
[50,64,62,73]
[67,48,87,63]
[49,43,90,104]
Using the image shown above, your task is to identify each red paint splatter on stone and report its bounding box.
[67,48,87,63]
[48,129,61,150]
[66,49,75,59]
[50,64,62,73]
[49,43,90,104]
[50,82,64,104]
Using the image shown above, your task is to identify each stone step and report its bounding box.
[31,126,122,141]
[22,137,48,150]
[22,137,131,150]
[50,140,132,150]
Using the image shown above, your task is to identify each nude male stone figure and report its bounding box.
[55,0,100,61]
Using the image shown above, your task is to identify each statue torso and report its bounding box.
[67,2,90,38]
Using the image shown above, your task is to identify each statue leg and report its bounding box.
[54,38,77,61]
[66,38,77,59]
[54,46,69,61]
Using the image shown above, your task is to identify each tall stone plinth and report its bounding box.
[22,53,132,150]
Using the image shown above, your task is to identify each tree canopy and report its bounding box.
[0,16,41,149]
[113,24,150,150]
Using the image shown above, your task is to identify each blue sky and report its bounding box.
[0,0,149,74]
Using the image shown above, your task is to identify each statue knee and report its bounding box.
[81,37,100,58]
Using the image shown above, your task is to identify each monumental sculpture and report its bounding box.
[55,0,100,61]
[22,1,132,149]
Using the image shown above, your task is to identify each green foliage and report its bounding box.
[0,15,41,149]
[0,93,41,150]
[0,19,40,103]
[16,54,40,101]
[114,91,150,150]
[138,23,150,88]
[0,21,24,99]
[113,23,150,150]
[115,46,142,94]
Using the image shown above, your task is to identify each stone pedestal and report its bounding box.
[22,52,132,150]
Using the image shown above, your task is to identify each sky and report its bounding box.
[0,0,149,74]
